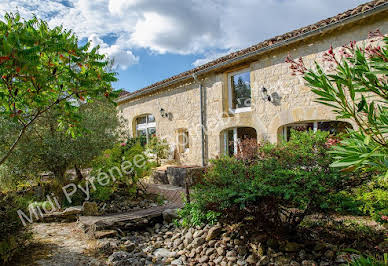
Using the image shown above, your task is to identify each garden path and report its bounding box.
[15,222,106,266]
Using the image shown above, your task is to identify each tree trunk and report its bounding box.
[74,164,84,181]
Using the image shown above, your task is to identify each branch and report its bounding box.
[0,91,79,166]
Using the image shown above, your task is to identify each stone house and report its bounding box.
[117,0,388,166]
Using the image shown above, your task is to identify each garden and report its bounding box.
[0,12,387,266]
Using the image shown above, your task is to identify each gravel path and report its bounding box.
[16,222,106,266]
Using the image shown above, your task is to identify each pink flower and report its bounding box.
[381,215,388,222]
[328,46,334,55]
[120,142,126,146]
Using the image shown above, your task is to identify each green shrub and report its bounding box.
[90,140,155,201]
[350,253,388,266]
[190,130,363,234]
[331,180,388,223]
[146,137,169,166]
[176,201,220,227]
[0,192,31,264]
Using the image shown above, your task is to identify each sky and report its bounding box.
[0,0,367,92]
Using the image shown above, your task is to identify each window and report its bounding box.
[222,127,257,156]
[177,129,189,153]
[136,114,156,144]
[280,121,352,141]
[228,69,251,113]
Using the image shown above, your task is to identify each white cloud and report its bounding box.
[0,0,367,66]
[89,34,139,70]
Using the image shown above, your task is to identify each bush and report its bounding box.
[0,192,31,264]
[189,130,364,234]
[176,201,220,227]
[90,139,155,201]
[331,180,388,222]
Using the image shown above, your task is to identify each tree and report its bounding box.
[0,13,118,166]
[286,30,388,179]
[3,99,122,185]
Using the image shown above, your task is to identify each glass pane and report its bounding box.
[136,116,147,125]
[147,127,156,138]
[318,121,351,135]
[231,72,251,109]
[148,114,155,123]
[228,129,234,156]
[137,129,146,137]
[287,123,313,141]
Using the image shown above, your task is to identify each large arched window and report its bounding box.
[222,127,257,156]
[135,114,156,144]
[279,120,352,141]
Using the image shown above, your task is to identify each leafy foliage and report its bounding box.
[90,140,155,201]
[0,192,31,264]
[176,201,220,227]
[0,13,119,166]
[189,130,363,234]
[146,137,169,166]
[287,31,388,179]
[1,99,121,187]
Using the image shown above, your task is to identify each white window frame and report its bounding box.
[223,128,239,155]
[281,121,320,141]
[136,114,156,143]
[228,68,252,114]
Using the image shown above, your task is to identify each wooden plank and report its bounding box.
[79,204,179,232]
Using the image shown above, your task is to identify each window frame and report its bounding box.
[135,114,156,144]
[227,68,252,114]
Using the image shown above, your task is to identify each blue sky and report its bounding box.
[0,0,367,92]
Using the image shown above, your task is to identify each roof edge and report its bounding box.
[117,1,388,104]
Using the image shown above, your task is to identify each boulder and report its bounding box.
[162,208,178,223]
[154,248,177,259]
[108,251,131,264]
[206,225,223,241]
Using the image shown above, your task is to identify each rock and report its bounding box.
[198,255,209,263]
[163,208,178,223]
[82,201,99,216]
[205,248,215,256]
[298,250,307,260]
[173,238,183,248]
[335,254,350,263]
[154,248,177,259]
[206,225,223,241]
[246,254,258,264]
[171,258,183,265]
[193,229,204,238]
[227,256,237,262]
[216,246,225,256]
[301,260,317,266]
[192,236,205,247]
[323,249,335,259]
[257,255,270,265]
[108,251,131,263]
[123,241,136,252]
[94,230,117,239]
[226,250,237,257]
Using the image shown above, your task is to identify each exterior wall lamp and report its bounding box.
[261,87,282,106]
[160,108,169,118]
[261,87,272,102]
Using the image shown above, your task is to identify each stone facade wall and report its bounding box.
[118,14,388,166]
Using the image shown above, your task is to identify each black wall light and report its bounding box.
[261,87,272,102]
[160,108,169,118]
